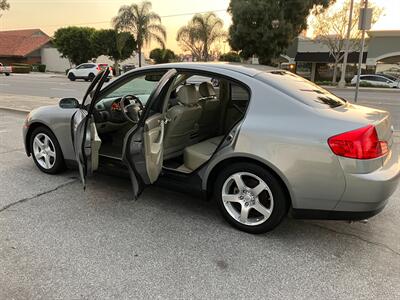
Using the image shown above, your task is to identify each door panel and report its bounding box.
[72,110,101,187]
[143,113,165,183]
[122,69,178,198]
[71,69,109,188]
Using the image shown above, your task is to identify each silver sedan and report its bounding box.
[22,63,400,233]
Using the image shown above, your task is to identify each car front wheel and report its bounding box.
[68,73,76,81]
[214,163,288,234]
[30,126,65,174]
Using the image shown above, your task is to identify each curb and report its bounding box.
[323,86,400,93]
[0,106,30,114]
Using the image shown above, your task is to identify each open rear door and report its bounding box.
[122,69,178,199]
[71,69,109,189]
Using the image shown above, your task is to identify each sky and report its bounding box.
[1,0,400,54]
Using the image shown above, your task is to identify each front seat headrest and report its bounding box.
[177,85,198,106]
[199,82,216,98]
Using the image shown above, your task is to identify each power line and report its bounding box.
[3,9,228,30]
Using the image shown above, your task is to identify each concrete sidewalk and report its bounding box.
[0,93,58,113]
[10,72,66,79]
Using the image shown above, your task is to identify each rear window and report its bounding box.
[255,71,346,108]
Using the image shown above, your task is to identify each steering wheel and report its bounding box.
[119,94,144,123]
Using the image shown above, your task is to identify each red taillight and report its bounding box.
[96,66,101,71]
[328,125,388,159]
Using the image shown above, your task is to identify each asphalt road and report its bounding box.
[1,110,400,299]
[0,73,95,99]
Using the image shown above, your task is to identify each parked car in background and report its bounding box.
[67,63,112,82]
[22,63,400,234]
[351,74,400,88]
[122,64,136,73]
[0,63,12,76]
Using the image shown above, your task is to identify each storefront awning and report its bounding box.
[295,52,367,63]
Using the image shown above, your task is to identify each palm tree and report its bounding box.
[177,12,226,61]
[112,1,166,67]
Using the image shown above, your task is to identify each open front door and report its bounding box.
[123,69,178,199]
[71,69,109,188]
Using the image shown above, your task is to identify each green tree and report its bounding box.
[149,48,176,64]
[0,0,10,18]
[177,12,226,61]
[53,27,97,65]
[312,0,383,83]
[112,1,166,67]
[228,0,333,65]
[219,51,241,62]
[91,29,137,75]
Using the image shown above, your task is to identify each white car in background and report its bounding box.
[67,63,112,82]
[351,74,400,88]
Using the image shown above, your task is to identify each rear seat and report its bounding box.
[183,136,224,170]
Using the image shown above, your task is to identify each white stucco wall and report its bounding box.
[95,52,146,68]
[41,47,71,73]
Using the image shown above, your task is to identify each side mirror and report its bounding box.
[59,98,80,109]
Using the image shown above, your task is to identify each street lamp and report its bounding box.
[338,0,355,88]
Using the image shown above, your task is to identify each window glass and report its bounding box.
[363,76,377,81]
[256,71,346,109]
[231,84,250,101]
[375,76,389,82]
[103,72,166,104]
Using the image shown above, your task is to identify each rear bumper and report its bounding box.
[336,144,400,213]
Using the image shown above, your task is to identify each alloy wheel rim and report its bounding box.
[33,133,56,169]
[222,172,274,226]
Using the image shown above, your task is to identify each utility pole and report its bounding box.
[338,0,355,88]
[355,0,372,102]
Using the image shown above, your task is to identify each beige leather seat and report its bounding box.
[183,136,224,170]
[163,85,202,159]
[197,82,220,139]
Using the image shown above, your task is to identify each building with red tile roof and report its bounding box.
[0,29,52,64]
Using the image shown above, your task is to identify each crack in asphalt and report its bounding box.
[308,222,400,257]
[0,179,78,213]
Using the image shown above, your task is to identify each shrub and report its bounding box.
[219,52,241,62]
[37,64,46,72]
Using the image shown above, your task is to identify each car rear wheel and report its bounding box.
[30,126,65,174]
[68,73,76,81]
[88,73,95,81]
[214,163,288,234]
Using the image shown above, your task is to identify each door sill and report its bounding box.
[99,153,123,161]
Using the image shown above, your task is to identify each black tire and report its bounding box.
[214,162,289,234]
[30,126,66,174]
[88,73,95,81]
[68,73,76,81]
[5,72,10,76]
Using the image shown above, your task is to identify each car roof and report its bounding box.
[136,62,276,78]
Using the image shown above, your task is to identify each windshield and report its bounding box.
[256,71,346,109]
[102,72,166,105]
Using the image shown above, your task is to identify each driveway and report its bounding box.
[1,110,399,299]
